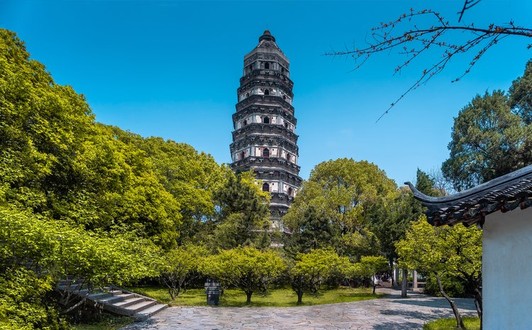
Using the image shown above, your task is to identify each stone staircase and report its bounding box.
[57,280,167,321]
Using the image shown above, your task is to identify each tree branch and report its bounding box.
[458,0,482,23]
[327,8,532,121]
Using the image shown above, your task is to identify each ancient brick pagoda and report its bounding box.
[229,30,302,228]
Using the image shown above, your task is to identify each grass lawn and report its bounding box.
[129,286,381,307]
[423,316,480,330]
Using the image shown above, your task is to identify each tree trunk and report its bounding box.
[389,258,396,288]
[436,274,465,329]
[297,290,303,305]
[401,268,408,298]
[245,291,252,304]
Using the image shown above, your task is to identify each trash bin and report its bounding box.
[205,279,221,306]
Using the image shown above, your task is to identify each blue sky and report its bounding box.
[1,0,530,186]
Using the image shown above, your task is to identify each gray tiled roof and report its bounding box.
[405,165,532,227]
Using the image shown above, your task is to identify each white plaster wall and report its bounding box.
[483,207,532,329]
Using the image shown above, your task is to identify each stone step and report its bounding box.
[108,289,123,295]
[56,279,167,320]
[103,297,145,316]
[113,297,147,308]
[88,292,113,300]
[98,293,135,304]
[135,303,168,321]
[123,299,157,315]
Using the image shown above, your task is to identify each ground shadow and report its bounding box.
[387,296,476,311]
[373,321,426,330]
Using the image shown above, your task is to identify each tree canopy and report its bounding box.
[396,216,482,328]
[289,248,349,304]
[283,158,397,260]
[200,247,286,304]
[442,60,532,190]
[0,28,232,326]
[209,171,271,250]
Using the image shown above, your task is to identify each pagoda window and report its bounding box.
[240,151,245,160]
[262,148,270,158]
[287,153,292,162]
[264,89,270,96]
[288,187,293,196]
[262,183,270,192]
[263,116,270,124]
[264,62,270,69]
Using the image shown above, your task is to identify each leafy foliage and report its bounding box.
[349,256,389,294]
[127,137,226,244]
[0,207,159,328]
[442,88,531,191]
[289,248,350,304]
[158,245,208,300]
[0,28,228,326]
[396,216,482,327]
[284,158,396,260]
[200,247,286,304]
[396,217,482,289]
[509,60,532,125]
[284,205,339,256]
[209,171,271,249]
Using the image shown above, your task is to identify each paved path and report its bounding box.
[121,289,476,330]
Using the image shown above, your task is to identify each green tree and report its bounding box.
[158,245,208,300]
[289,248,350,304]
[200,247,285,304]
[415,168,445,196]
[0,29,184,248]
[128,137,226,244]
[509,60,532,125]
[284,205,339,256]
[367,186,422,282]
[0,29,94,214]
[349,255,389,294]
[396,216,482,329]
[0,27,234,325]
[0,268,69,330]
[210,171,271,249]
[442,89,531,191]
[0,207,160,327]
[81,126,183,248]
[284,158,396,260]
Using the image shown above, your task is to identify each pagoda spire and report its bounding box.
[229,31,302,228]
